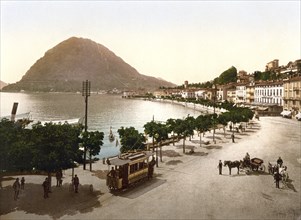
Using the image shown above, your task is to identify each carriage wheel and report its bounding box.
[259,164,265,172]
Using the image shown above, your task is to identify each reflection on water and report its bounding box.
[1,92,199,158]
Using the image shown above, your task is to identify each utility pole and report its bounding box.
[82,80,91,170]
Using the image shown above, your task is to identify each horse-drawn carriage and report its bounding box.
[241,157,266,174]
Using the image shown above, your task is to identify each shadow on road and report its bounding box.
[204,145,223,150]
[283,179,298,192]
[113,178,166,199]
[0,183,102,219]
[165,160,183,165]
[162,150,182,157]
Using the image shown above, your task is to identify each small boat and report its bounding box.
[109,127,115,142]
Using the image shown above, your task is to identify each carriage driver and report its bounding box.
[244,152,250,165]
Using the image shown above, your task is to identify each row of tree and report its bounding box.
[118,106,254,156]
[0,120,104,175]
[0,101,254,175]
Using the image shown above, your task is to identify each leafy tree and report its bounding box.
[166,118,177,145]
[0,118,32,172]
[195,115,211,147]
[173,117,195,153]
[217,113,230,136]
[30,122,82,188]
[144,121,159,152]
[81,131,104,171]
[118,127,146,153]
[217,66,237,84]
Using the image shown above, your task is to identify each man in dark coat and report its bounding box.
[218,160,223,175]
[231,133,235,143]
[42,177,49,198]
[13,178,20,200]
[277,157,283,167]
[274,171,282,189]
[148,157,156,179]
[73,175,79,193]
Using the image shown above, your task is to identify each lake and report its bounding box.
[0,92,200,158]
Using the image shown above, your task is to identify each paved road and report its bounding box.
[1,117,301,219]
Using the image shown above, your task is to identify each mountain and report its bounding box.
[3,37,176,92]
[0,80,8,90]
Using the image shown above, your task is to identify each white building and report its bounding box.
[254,81,283,106]
[235,84,247,103]
[181,90,195,99]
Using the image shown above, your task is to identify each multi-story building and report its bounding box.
[235,83,247,103]
[254,81,283,106]
[246,83,255,104]
[181,89,195,99]
[227,88,236,103]
[283,76,301,116]
[265,59,279,72]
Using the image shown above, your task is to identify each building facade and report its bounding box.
[283,76,301,115]
[254,81,283,106]
[235,84,247,103]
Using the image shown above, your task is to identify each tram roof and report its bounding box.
[108,151,154,166]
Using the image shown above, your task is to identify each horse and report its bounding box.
[268,162,278,175]
[224,160,241,175]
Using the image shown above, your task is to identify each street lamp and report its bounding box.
[82,80,91,170]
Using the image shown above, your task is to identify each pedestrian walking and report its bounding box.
[21,177,25,190]
[56,170,62,187]
[13,178,21,200]
[42,177,49,198]
[231,133,235,143]
[73,174,79,193]
[148,157,156,179]
[218,160,223,175]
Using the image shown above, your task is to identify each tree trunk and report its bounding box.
[160,144,162,162]
[200,133,202,148]
[89,150,92,171]
[47,172,52,192]
[172,135,175,146]
[183,137,186,153]
[156,144,159,167]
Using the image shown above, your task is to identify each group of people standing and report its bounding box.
[12,170,80,200]
[12,177,25,200]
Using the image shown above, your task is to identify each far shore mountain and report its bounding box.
[2,37,176,92]
[0,80,8,90]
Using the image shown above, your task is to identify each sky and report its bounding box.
[0,1,300,85]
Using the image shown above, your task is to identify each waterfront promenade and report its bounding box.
[1,117,300,219]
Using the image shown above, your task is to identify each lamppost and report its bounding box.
[82,80,91,170]
[212,84,216,144]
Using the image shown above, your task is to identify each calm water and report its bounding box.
[0,92,199,158]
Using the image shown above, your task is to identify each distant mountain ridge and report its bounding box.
[3,37,176,92]
[0,80,8,90]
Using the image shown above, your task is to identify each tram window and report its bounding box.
[130,164,138,173]
[139,162,145,169]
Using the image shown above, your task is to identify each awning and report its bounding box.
[280,110,291,116]
[258,107,268,111]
